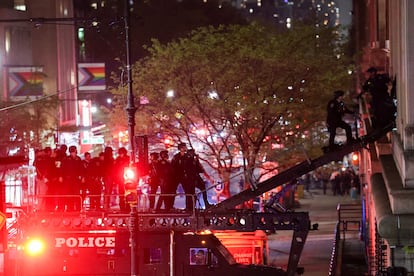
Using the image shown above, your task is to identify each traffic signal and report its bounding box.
[351,152,359,166]
[124,166,138,205]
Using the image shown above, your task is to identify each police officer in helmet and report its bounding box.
[326,90,354,149]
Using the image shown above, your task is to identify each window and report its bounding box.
[190,248,207,265]
[14,0,26,11]
[144,248,162,264]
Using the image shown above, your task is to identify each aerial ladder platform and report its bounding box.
[208,122,395,212]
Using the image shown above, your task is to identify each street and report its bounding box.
[267,189,360,275]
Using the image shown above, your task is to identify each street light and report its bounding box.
[352,152,359,167]
[123,1,138,275]
[124,3,137,164]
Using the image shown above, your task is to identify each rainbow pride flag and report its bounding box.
[78,63,106,91]
[7,66,45,98]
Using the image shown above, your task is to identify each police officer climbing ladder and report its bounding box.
[326,90,355,150]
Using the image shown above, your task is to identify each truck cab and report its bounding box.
[6,210,288,276]
[137,231,286,276]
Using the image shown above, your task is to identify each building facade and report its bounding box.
[27,0,78,129]
[1,0,85,151]
[356,0,414,274]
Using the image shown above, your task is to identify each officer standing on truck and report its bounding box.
[60,146,85,211]
[148,152,160,211]
[102,146,115,210]
[114,147,130,212]
[154,150,175,211]
[187,149,212,209]
[86,152,106,210]
[171,143,194,211]
[34,147,55,211]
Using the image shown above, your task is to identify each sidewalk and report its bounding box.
[267,189,361,275]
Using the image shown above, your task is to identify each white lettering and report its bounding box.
[54,237,116,248]
[95,237,105,247]
[88,237,94,247]
[55,238,65,248]
[106,237,115,247]
[66,238,77,247]
[78,237,87,247]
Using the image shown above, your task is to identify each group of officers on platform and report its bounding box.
[34,142,212,212]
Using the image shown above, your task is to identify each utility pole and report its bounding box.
[123,1,138,275]
[124,0,137,164]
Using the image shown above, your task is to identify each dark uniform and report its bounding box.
[102,146,115,210]
[187,149,212,209]
[362,67,396,128]
[113,147,130,212]
[60,146,85,211]
[34,147,55,211]
[51,148,65,210]
[326,90,354,149]
[148,152,160,210]
[81,152,92,208]
[155,150,175,211]
[171,143,194,211]
[82,152,104,210]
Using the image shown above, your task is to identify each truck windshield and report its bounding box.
[208,236,237,265]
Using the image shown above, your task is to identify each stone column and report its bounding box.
[390,0,414,187]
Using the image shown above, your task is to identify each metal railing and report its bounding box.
[21,192,203,214]
[328,202,363,275]
[337,203,362,240]
[328,221,341,276]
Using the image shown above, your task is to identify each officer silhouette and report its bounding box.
[326,90,354,149]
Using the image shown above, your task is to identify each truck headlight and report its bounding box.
[25,238,46,256]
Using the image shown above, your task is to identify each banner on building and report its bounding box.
[78,63,106,91]
[7,66,45,99]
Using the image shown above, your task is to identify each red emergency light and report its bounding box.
[124,166,137,183]
[124,166,138,204]
[24,237,46,257]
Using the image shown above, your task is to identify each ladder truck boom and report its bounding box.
[210,122,395,212]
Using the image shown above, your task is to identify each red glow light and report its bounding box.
[25,238,46,256]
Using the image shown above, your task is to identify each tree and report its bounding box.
[0,96,59,156]
[111,22,353,198]
[77,0,249,151]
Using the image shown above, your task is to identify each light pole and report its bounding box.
[123,1,138,275]
[124,0,137,164]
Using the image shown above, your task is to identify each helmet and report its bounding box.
[118,147,127,155]
[160,150,169,158]
[178,143,187,149]
[104,146,113,154]
[334,90,345,99]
